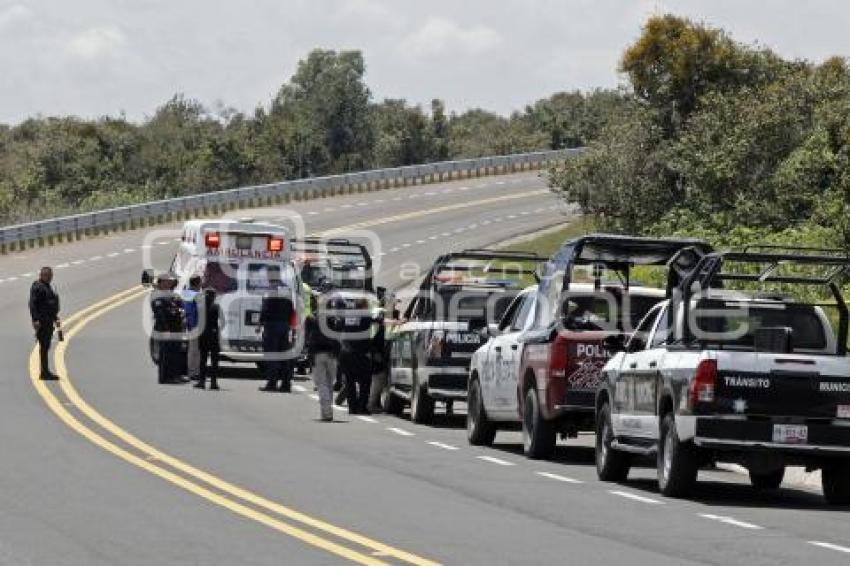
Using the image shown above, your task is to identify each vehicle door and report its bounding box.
[491,292,537,417]
[389,327,416,395]
[480,293,525,413]
[611,303,663,438]
[204,260,240,346]
[631,304,670,439]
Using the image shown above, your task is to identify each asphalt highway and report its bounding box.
[1,172,849,565]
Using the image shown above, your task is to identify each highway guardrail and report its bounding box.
[0,148,582,253]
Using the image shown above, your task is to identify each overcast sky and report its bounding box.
[1,0,849,124]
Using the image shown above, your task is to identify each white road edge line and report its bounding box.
[698,514,763,530]
[809,541,850,554]
[357,416,378,424]
[386,427,414,437]
[309,394,319,401]
[477,456,514,466]
[292,384,307,393]
[536,472,583,484]
[608,490,663,505]
[427,441,459,451]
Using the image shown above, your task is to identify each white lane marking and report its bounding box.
[440,232,451,237]
[56,263,69,268]
[521,211,530,215]
[495,181,506,185]
[89,256,102,261]
[534,208,545,213]
[123,248,135,253]
[402,243,411,248]
[7,276,18,281]
[309,394,319,401]
[477,456,515,466]
[357,202,368,207]
[442,188,454,194]
[536,472,583,484]
[292,384,307,393]
[158,241,170,246]
[324,207,336,212]
[428,235,438,240]
[140,244,152,249]
[357,416,378,424]
[493,217,503,222]
[481,220,491,225]
[416,240,426,244]
[107,252,120,257]
[609,491,663,505]
[698,514,763,530]
[379,252,387,257]
[21,272,33,277]
[173,238,181,241]
[71,260,85,265]
[453,227,465,233]
[424,192,436,196]
[387,427,414,437]
[427,441,459,451]
[392,197,402,202]
[468,223,478,229]
[341,204,353,209]
[507,214,517,219]
[0,279,5,284]
[809,541,850,554]
[375,199,385,204]
[389,247,400,253]
[308,211,319,215]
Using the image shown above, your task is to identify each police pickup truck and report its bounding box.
[596,246,850,504]
[469,234,712,459]
[384,250,544,424]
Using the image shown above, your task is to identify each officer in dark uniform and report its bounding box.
[150,274,186,384]
[258,269,296,392]
[195,288,221,390]
[338,297,373,415]
[29,267,61,380]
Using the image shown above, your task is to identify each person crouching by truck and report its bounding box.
[257,269,297,392]
[307,295,341,421]
[194,288,221,390]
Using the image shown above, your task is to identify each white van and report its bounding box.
[150,219,302,363]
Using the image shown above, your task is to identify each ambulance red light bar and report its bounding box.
[205,232,221,249]
[268,236,285,253]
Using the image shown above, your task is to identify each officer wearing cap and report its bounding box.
[151,273,187,384]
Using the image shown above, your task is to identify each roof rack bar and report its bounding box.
[719,251,850,265]
[741,243,850,256]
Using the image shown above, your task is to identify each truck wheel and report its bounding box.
[523,387,555,459]
[749,468,785,490]
[410,375,434,424]
[822,460,850,505]
[658,413,699,497]
[467,379,496,446]
[596,403,631,482]
[382,382,404,417]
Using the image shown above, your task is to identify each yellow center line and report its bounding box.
[33,290,440,566]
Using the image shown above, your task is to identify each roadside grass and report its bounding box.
[502,217,594,256]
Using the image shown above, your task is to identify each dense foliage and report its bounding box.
[0,49,619,224]
[551,15,850,253]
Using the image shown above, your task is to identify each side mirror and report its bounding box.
[141,269,154,287]
[603,333,626,354]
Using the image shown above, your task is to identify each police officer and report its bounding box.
[29,266,61,380]
[195,288,221,390]
[151,274,186,384]
[306,294,341,421]
[258,268,296,392]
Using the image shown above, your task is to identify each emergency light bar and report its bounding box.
[205,232,220,249]
[268,236,285,253]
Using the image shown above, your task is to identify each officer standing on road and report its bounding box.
[182,275,202,382]
[29,266,61,381]
[195,288,221,391]
[258,268,297,392]
[307,295,341,421]
[151,274,186,385]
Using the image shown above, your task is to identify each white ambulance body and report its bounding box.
[170,219,301,363]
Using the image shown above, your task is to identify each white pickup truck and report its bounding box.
[595,249,850,504]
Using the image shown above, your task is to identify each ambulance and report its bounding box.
[143,219,301,364]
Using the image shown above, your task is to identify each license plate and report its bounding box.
[772,424,808,445]
[345,317,359,326]
[838,405,850,419]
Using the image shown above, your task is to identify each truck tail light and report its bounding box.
[549,334,569,379]
[689,359,717,407]
[268,236,284,252]
[205,232,220,249]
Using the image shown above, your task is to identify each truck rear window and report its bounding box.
[694,302,827,350]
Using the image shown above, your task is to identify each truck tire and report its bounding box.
[467,378,496,446]
[749,468,785,490]
[822,460,850,505]
[382,382,404,417]
[410,375,434,424]
[523,387,555,459]
[658,413,699,497]
[596,403,631,482]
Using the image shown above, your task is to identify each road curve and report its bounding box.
[2,173,849,565]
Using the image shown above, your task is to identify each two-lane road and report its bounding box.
[2,172,849,565]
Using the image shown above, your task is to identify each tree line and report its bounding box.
[0,49,618,224]
[551,15,850,254]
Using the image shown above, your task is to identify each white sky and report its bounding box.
[1,0,848,124]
